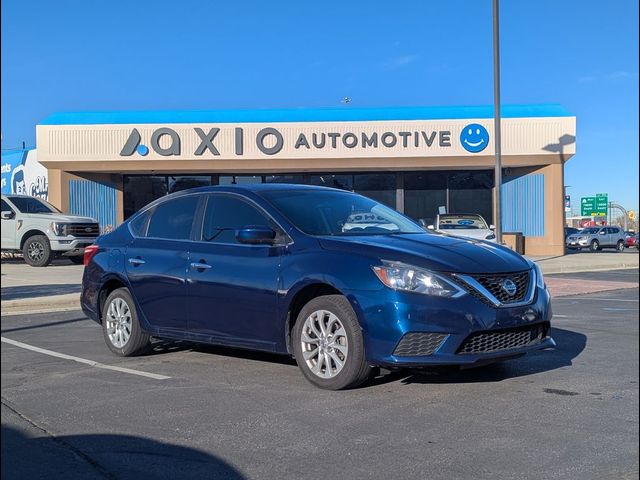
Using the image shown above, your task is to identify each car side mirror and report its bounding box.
[1,210,15,220]
[426,225,435,230]
[236,225,277,245]
[599,230,606,235]
[489,224,495,230]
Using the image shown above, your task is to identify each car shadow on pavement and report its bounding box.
[145,338,297,366]
[366,327,587,387]
[1,284,81,301]
[1,426,246,480]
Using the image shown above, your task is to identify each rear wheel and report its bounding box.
[293,295,370,390]
[590,239,600,252]
[616,240,625,252]
[22,235,52,267]
[102,287,150,356]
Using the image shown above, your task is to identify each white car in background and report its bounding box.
[427,213,497,243]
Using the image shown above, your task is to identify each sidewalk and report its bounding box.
[529,250,639,274]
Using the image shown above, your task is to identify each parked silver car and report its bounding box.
[566,226,626,252]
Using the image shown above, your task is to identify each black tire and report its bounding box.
[590,240,599,252]
[101,287,150,356]
[292,295,371,390]
[616,240,625,252]
[22,235,53,267]
[68,255,84,265]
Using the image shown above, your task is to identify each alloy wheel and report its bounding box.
[105,297,133,348]
[27,241,45,262]
[300,310,349,379]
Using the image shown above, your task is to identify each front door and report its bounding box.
[187,194,283,350]
[125,194,199,333]
[1,199,17,249]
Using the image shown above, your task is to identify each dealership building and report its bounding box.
[35,104,576,256]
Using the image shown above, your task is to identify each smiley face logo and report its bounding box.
[460,123,489,153]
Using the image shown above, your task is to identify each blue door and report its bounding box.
[125,195,199,332]
[187,194,283,350]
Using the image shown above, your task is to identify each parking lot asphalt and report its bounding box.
[1,270,638,480]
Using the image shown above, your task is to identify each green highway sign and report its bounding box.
[581,194,608,217]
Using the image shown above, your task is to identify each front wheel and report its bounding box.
[22,235,52,267]
[293,295,370,390]
[616,240,625,252]
[590,240,600,252]
[102,287,150,356]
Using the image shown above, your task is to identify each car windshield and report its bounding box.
[8,196,60,214]
[438,214,488,230]
[260,189,425,236]
[579,228,600,234]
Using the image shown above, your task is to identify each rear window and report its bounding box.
[147,195,199,240]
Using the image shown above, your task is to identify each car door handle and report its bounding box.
[190,262,212,270]
[128,258,145,266]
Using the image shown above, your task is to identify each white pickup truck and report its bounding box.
[1,194,99,267]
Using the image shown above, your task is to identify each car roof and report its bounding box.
[170,183,352,195]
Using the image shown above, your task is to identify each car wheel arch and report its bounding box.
[284,282,365,355]
[19,229,47,249]
[97,275,130,324]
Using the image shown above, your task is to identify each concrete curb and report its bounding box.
[1,293,80,316]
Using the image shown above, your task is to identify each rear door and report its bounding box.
[125,194,199,332]
[187,193,284,349]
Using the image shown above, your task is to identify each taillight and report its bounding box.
[83,245,100,266]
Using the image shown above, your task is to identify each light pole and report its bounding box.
[492,0,503,244]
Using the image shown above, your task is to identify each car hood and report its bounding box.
[318,233,531,274]
[23,214,97,223]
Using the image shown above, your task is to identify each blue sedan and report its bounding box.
[81,184,554,390]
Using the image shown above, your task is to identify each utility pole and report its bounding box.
[492,0,503,244]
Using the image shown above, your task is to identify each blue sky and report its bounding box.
[1,0,638,211]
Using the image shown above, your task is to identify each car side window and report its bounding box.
[201,195,273,244]
[147,195,199,240]
[1,199,14,214]
[129,209,151,237]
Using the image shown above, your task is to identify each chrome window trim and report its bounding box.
[453,268,536,308]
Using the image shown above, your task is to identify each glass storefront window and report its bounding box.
[219,175,263,185]
[308,174,353,191]
[448,172,494,224]
[264,174,305,184]
[167,175,212,194]
[353,174,396,208]
[403,172,447,227]
[123,176,168,219]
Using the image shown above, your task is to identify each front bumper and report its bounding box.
[349,285,554,368]
[566,238,589,248]
[50,237,98,254]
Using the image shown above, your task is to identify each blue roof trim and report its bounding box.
[40,104,572,125]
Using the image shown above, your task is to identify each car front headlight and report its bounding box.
[50,222,68,236]
[372,261,466,298]
[532,262,545,289]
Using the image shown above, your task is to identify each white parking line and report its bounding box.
[1,336,170,380]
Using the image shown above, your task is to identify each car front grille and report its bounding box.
[469,270,531,304]
[66,223,100,237]
[457,323,548,354]
[393,332,448,357]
